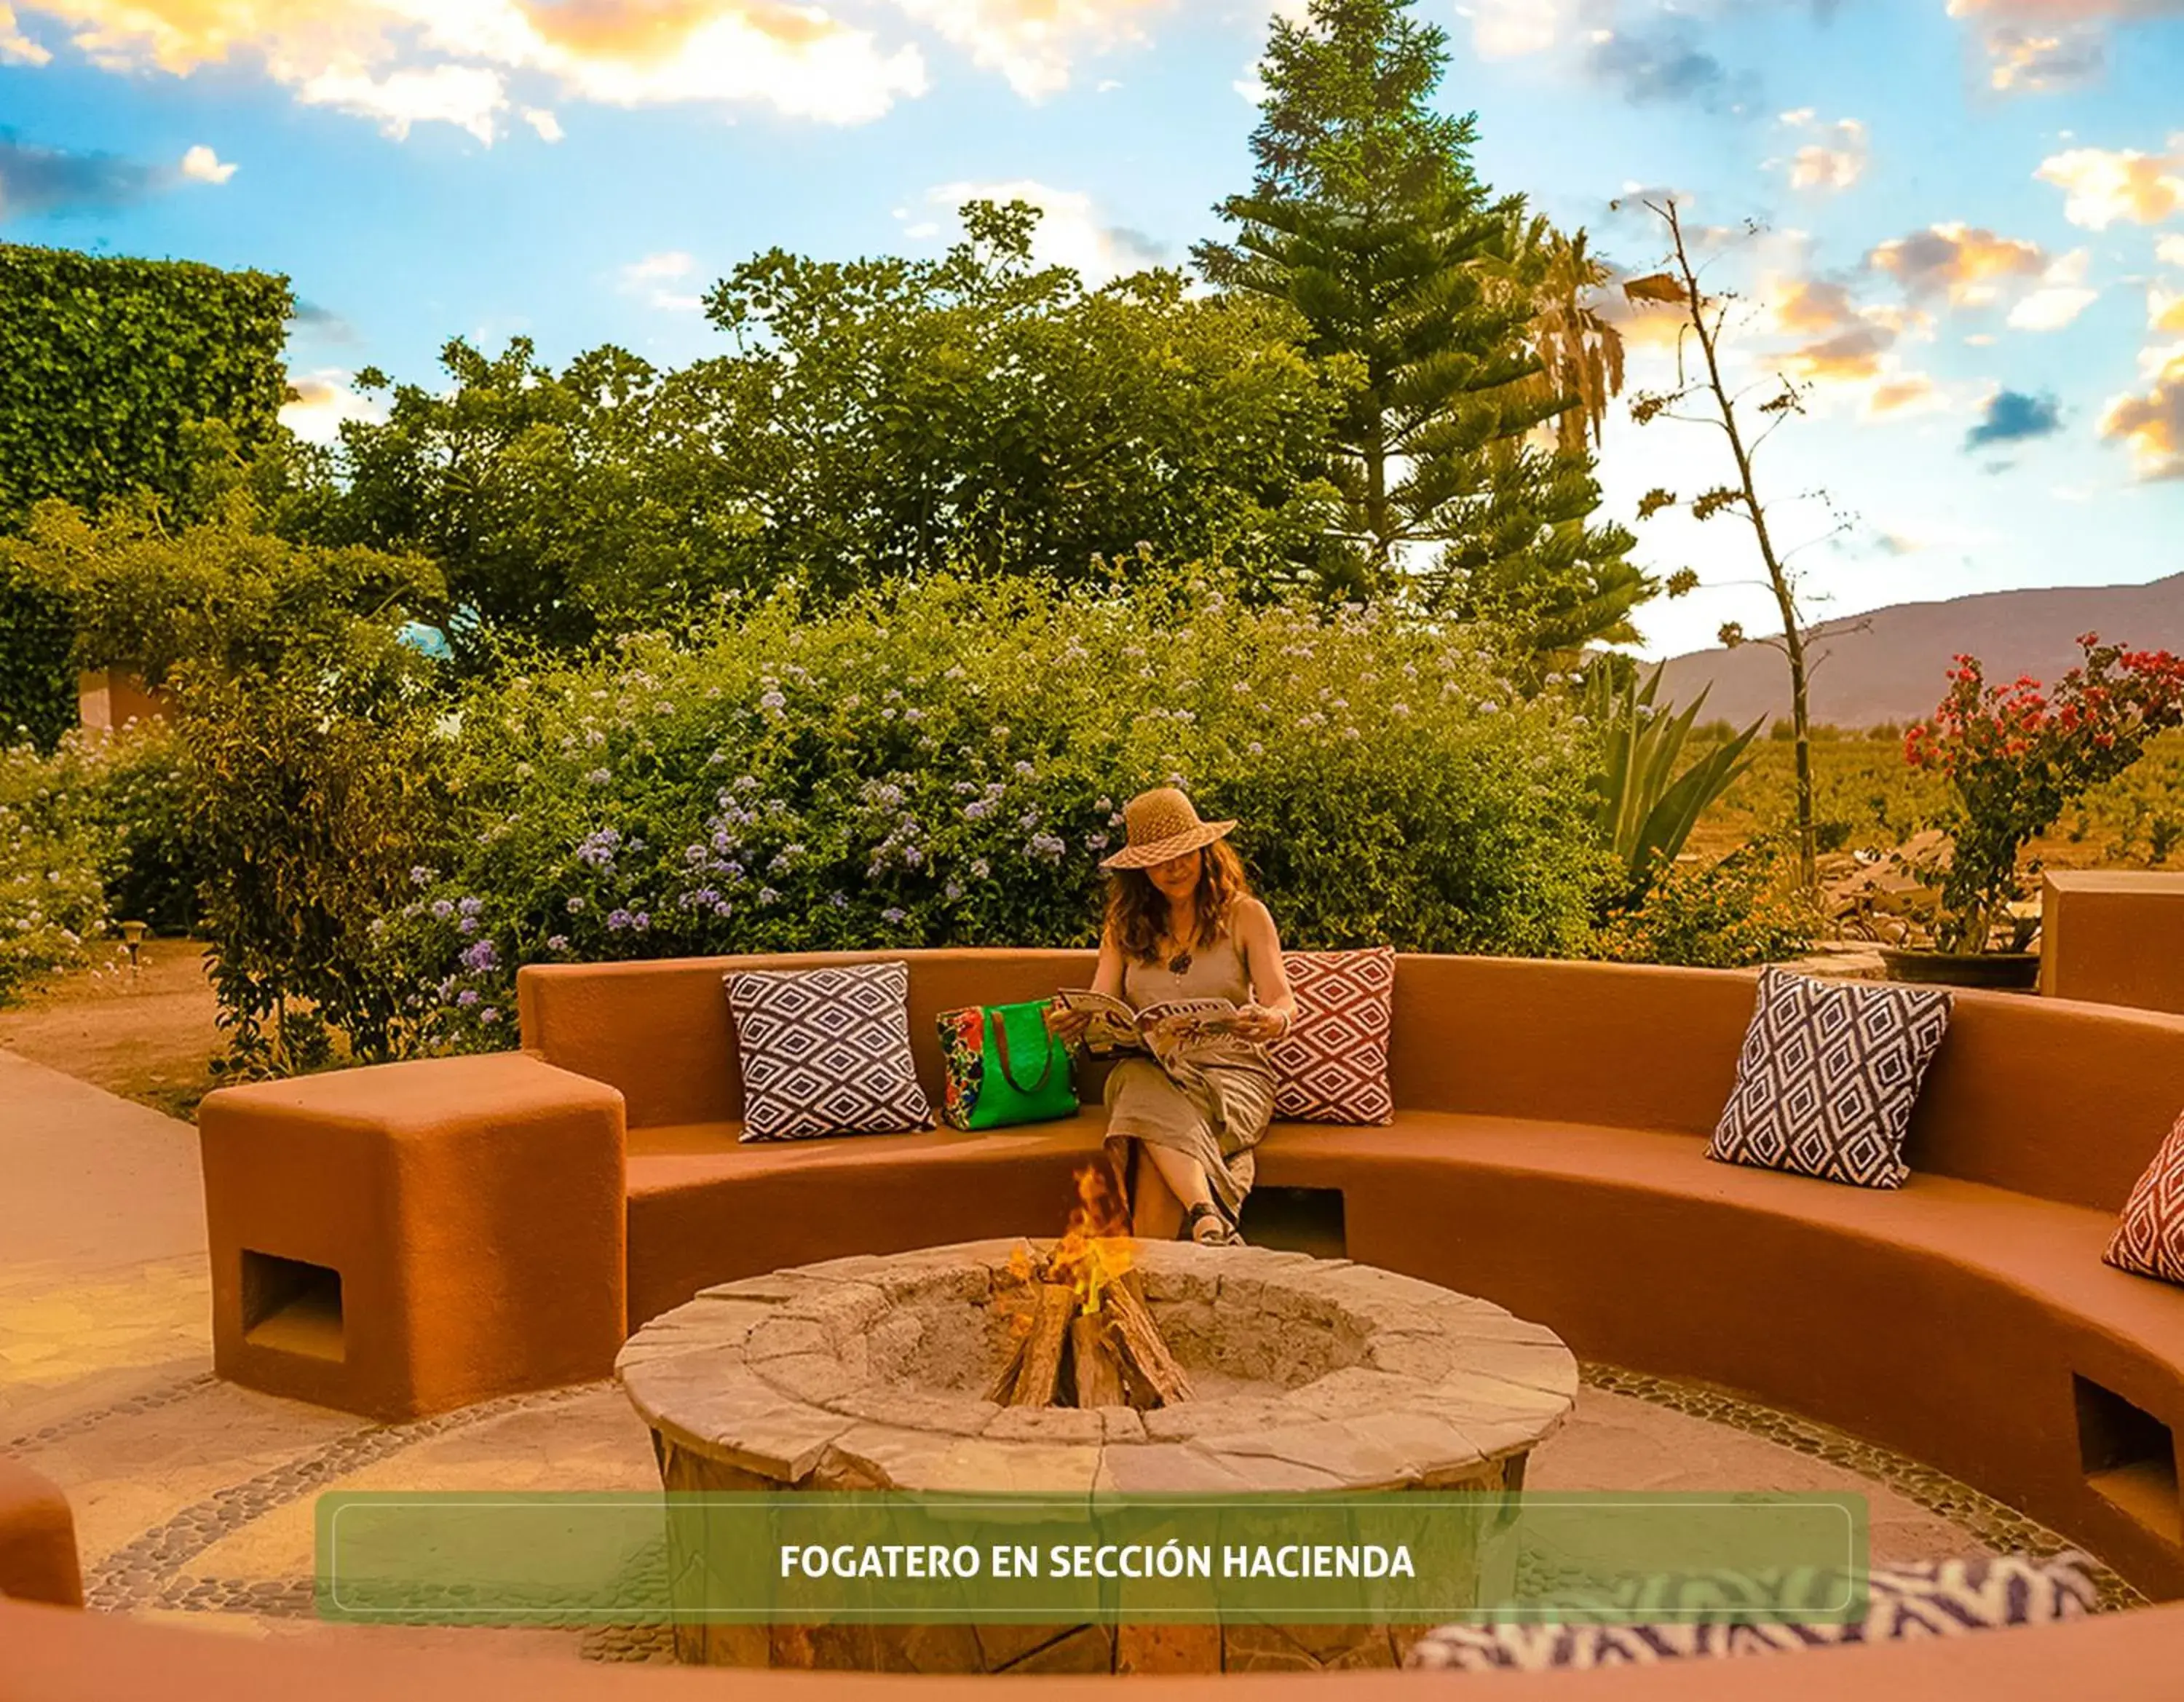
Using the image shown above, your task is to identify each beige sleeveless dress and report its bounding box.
[1102,931,1278,1226]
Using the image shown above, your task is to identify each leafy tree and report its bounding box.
[708,200,1348,594]
[1198,0,1649,648]
[314,203,1350,658]
[3,492,443,692]
[323,339,770,662]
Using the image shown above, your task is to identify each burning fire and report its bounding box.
[1010,1164,1136,1325]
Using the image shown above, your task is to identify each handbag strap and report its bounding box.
[991,1005,1059,1096]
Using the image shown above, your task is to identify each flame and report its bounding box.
[1045,1163,1135,1315]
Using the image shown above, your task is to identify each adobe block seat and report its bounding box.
[0,1457,82,1609]
[198,1052,628,1421]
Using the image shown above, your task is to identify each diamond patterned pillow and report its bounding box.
[724,961,934,1143]
[2105,1110,2184,1286]
[1707,967,1953,1190]
[1404,1554,2097,1669]
[1270,947,1396,1125]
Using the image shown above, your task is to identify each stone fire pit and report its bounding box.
[617,1240,1577,1674]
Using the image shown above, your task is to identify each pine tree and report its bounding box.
[1198,0,1648,649]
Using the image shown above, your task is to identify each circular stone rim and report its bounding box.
[617,1240,1577,1495]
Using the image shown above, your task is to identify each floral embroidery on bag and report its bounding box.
[938,1006,987,1131]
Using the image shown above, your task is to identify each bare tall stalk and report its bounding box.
[1623,199,1837,889]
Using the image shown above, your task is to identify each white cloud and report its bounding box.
[2037,139,2184,229]
[2160,235,2184,268]
[298,62,509,145]
[522,106,562,142]
[1460,0,1579,59]
[924,178,1164,285]
[2007,248,2100,330]
[178,142,235,182]
[280,369,386,444]
[2151,287,2184,335]
[620,250,704,312]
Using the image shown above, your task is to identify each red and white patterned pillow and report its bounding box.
[2105,1110,2184,1286]
[1270,947,1396,1125]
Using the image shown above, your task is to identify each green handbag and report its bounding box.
[937,1000,1079,1131]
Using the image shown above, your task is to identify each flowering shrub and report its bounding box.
[1593,836,1821,970]
[0,735,111,1000]
[375,570,1613,1053]
[1905,636,2184,951]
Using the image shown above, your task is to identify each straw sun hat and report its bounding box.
[1098,788,1238,871]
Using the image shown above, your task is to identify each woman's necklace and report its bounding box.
[1165,903,1198,976]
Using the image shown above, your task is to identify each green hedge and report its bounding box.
[364,571,1615,1053]
[0,242,292,745]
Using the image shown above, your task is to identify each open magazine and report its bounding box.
[1051,989,1244,1056]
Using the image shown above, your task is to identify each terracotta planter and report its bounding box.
[1879,948,2042,993]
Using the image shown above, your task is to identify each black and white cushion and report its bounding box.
[1707,967,1953,1190]
[724,962,934,1143]
[1404,1554,2098,1669]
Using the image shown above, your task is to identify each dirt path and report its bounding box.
[0,941,223,1122]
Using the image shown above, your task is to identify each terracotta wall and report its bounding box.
[76,669,170,732]
[7,1595,2184,1702]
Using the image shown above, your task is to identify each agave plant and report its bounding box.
[1585,664,1762,906]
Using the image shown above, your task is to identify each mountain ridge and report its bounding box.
[1655,574,2184,729]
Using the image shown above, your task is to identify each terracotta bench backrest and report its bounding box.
[519,951,1099,1131]
[517,951,2184,1212]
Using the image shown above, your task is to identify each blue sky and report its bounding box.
[1,0,2180,658]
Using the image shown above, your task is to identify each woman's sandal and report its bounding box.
[1182,1202,1243,1248]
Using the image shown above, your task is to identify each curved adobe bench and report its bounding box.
[513,950,2184,1600]
[202,950,2184,1598]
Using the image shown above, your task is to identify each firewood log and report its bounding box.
[1107,1272,1192,1406]
[1070,1315,1128,1409]
[1010,1283,1079,1408]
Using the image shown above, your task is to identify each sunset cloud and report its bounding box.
[893,0,1170,99]
[2101,341,2184,480]
[0,3,50,60]
[281,368,386,444]
[2007,248,2099,330]
[1979,25,2105,91]
[1776,110,1868,194]
[1867,222,2048,308]
[1748,267,1942,418]
[1947,0,2179,93]
[2037,140,2184,229]
[2151,288,2184,335]
[5,0,932,132]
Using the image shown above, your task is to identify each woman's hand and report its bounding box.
[1045,1003,1093,1043]
[1227,1004,1291,1044]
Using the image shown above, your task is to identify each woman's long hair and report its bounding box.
[1105,840,1252,965]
